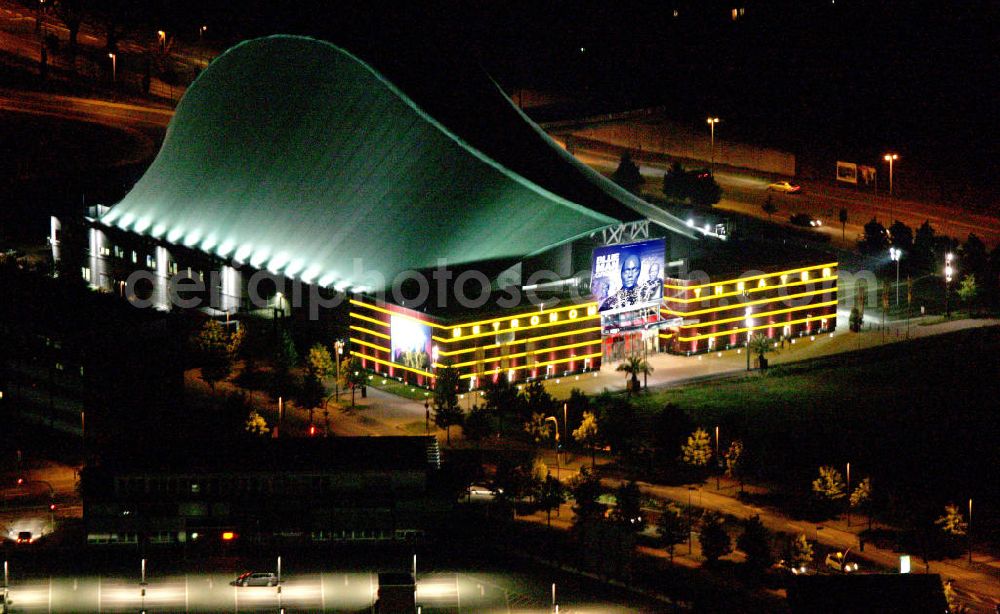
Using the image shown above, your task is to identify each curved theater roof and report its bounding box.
[101,35,693,291]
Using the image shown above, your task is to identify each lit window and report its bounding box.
[146,255,156,269]
[492,321,501,330]
[714,286,723,295]
[114,245,124,259]
[587,306,597,316]
[452,328,461,338]
[131,251,138,264]
[780,274,789,284]
[472,325,480,335]
[569,309,578,319]
[549,312,558,322]
[511,319,519,328]
[758,278,766,288]
[801,271,810,282]
[530,315,539,326]
[81,267,91,281]
[822,267,831,278]
[694,288,702,298]
[737,281,745,292]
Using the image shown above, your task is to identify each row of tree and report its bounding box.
[612,153,723,206]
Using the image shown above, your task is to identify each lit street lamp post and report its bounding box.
[846,462,851,527]
[545,416,560,482]
[883,153,899,196]
[706,117,720,174]
[889,248,902,306]
[968,498,973,565]
[944,253,954,318]
[108,52,116,83]
[744,306,752,372]
[334,339,344,401]
[714,426,721,491]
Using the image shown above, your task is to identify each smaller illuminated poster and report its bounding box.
[390,314,432,371]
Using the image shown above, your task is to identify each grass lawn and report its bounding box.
[633,326,1000,515]
[366,375,434,402]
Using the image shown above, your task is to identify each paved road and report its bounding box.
[570,141,1000,250]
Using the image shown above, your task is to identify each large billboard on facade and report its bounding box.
[591,238,665,314]
[390,314,433,371]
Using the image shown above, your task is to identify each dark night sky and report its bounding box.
[147,0,998,206]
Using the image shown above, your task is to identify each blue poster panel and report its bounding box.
[591,238,666,314]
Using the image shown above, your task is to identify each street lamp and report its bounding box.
[108,52,116,83]
[334,339,344,400]
[744,306,752,371]
[545,416,560,482]
[883,153,899,196]
[706,117,721,174]
[714,426,721,491]
[889,247,902,306]
[846,462,851,527]
[944,253,955,318]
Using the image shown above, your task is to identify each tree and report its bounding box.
[699,511,733,565]
[737,515,773,572]
[339,356,366,408]
[747,332,777,369]
[811,465,846,502]
[270,328,298,397]
[957,274,978,315]
[306,344,334,380]
[762,195,777,221]
[858,218,889,255]
[651,402,695,467]
[482,376,522,434]
[849,307,863,332]
[935,503,967,536]
[197,320,243,393]
[574,411,600,467]
[570,466,605,531]
[682,427,713,467]
[616,354,652,395]
[788,533,814,569]
[611,151,643,194]
[912,220,936,271]
[961,233,989,280]
[432,365,463,444]
[610,480,646,533]
[839,207,848,241]
[522,379,556,421]
[244,410,269,436]
[299,372,325,424]
[850,477,874,529]
[724,440,746,492]
[463,404,496,442]
[523,412,552,445]
[656,502,689,564]
[538,473,566,527]
[662,162,722,206]
[53,0,84,55]
[888,220,914,254]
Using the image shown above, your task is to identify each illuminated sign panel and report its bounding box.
[390,314,434,372]
[591,238,665,314]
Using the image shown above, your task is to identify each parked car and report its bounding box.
[824,550,860,573]
[768,180,802,193]
[773,559,814,576]
[789,213,823,227]
[16,531,32,544]
[230,572,278,587]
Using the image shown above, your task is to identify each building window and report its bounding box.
[131,250,138,264]
[146,254,156,269]
[114,245,125,259]
[99,245,111,257]
[81,266,91,281]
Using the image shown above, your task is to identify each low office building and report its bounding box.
[82,436,444,547]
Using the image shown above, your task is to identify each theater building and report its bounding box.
[55,35,837,388]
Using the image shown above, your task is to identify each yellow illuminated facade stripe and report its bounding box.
[660,287,836,317]
[677,314,834,342]
[436,326,602,356]
[662,262,838,291]
[350,337,390,353]
[681,299,838,330]
[350,312,389,327]
[458,352,603,379]
[434,339,601,369]
[350,324,390,340]
[349,298,598,330]
[433,314,599,343]
[664,275,837,304]
[350,351,435,378]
